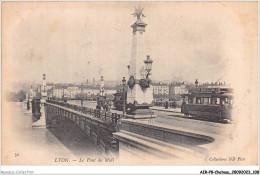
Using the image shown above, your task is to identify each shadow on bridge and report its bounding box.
[46,117,103,157]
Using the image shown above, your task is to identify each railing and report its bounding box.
[45,99,123,153]
[46,99,123,125]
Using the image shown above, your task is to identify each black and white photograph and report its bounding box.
[1,1,258,171]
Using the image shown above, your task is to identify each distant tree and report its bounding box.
[16,90,26,102]
[6,92,16,101]
[6,90,26,102]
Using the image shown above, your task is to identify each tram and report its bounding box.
[181,87,233,122]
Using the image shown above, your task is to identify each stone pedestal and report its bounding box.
[124,112,155,123]
[32,101,46,128]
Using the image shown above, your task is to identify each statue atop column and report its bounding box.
[132,6,146,20]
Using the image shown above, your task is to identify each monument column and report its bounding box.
[29,85,34,101]
[126,7,154,115]
[41,74,47,103]
[41,74,47,98]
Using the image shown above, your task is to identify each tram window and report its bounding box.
[204,98,209,104]
[220,98,226,105]
[196,98,201,104]
[227,98,231,104]
[211,97,216,104]
[216,98,220,105]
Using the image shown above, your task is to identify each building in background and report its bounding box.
[51,84,117,100]
[153,82,189,102]
[152,83,169,102]
[169,82,189,95]
[153,83,169,95]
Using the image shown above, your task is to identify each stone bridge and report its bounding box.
[44,99,215,159]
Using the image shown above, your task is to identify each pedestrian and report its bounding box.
[107,100,112,111]
[96,101,101,110]
[27,101,30,111]
[165,101,169,109]
[173,101,177,109]
[181,99,186,113]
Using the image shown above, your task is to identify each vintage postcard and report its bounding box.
[1,1,258,168]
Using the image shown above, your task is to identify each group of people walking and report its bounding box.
[164,101,178,109]
[96,98,112,111]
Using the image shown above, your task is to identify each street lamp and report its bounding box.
[122,77,126,114]
[195,79,199,87]
[51,85,54,99]
[144,55,153,78]
[100,76,104,97]
[39,86,42,99]
[62,86,64,101]
[81,83,84,107]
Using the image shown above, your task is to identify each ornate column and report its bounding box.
[126,7,154,116]
[41,74,47,99]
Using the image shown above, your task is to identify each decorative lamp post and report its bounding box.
[195,79,199,87]
[28,86,31,102]
[138,55,153,89]
[122,77,126,114]
[40,86,42,99]
[100,76,104,97]
[27,91,30,111]
[81,83,84,107]
[51,85,54,99]
[30,86,33,100]
[62,86,65,101]
[144,55,153,78]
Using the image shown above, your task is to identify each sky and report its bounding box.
[2,1,257,84]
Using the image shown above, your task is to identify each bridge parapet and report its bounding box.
[113,119,215,160]
[44,99,125,154]
[46,99,123,125]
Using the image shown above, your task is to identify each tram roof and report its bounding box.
[185,92,233,98]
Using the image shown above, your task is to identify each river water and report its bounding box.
[2,102,102,165]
